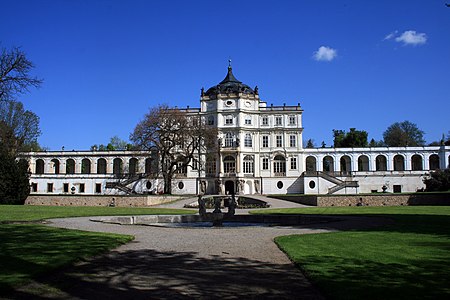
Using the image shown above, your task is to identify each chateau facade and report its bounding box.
[25,66,450,196]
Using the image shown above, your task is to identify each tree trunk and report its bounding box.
[163,173,172,194]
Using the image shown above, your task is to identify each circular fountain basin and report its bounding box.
[90,214,340,228]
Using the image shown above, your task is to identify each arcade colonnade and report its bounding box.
[302,148,447,174]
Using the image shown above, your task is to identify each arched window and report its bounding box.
[323,156,334,172]
[375,155,387,171]
[244,133,252,147]
[340,155,352,174]
[113,158,123,175]
[411,155,423,171]
[206,154,217,175]
[223,156,236,173]
[35,159,44,174]
[358,155,369,171]
[225,132,234,147]
[129,158,138,174]
[429,154,440,170]
[97,158,107,174]
[81,158,91,174]
[394,155,405,171]
[306,156,316,172]
[66,159,75,174]
[51,159,60,174]
[243,155,254,174]
[273,155,286,176]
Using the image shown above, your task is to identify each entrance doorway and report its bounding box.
[225,180,235,195]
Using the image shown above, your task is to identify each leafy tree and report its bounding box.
[383,121,425,147]
[333,128,368,148]
[424,169,450,192]
[369,138,385,147]
[0,46,42,102]
[130,104,217,194]
[305,139,315,148]
[91,136,132,151]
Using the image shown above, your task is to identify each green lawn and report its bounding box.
[255,206,450,300]
[0,205,194,293]
[0,205,195,222]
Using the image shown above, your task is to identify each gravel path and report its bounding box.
[5,214,391,299]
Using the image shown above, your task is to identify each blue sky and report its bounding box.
[1,0,449,150]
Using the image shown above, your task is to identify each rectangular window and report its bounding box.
[32,183,38,192]
[290,135,296,147]
[79,183,85,193]
[262,136,269,148]
[262,116,269,126]
[47,183,53,193]
[95,183,102,194]
[289,115,296,125]
[275,116,282,126]
[262,158,269,170]
[225,115,233,125]
[245,117,252,125]
[63,183,69,193]
[393,185,402,193]
[244,134,252,147]
[192,159,198,170]
[276,135,283,147]
[290,157,297,170]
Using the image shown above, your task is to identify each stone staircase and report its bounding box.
[106,173,146,195]
[304,171,359,194]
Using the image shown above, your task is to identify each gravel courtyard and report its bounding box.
[5,213,389,299]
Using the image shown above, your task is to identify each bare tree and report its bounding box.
[130,104,217,194]
[0,47,42,102]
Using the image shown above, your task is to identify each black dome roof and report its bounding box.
[205,66,255,96]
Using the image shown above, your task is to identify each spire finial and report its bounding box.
[228,59,232,69]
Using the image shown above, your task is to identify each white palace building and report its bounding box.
[25,66,450,196]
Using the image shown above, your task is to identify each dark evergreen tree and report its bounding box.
[0,150,30,204]
[424,169,450,192]
[333,128,368,148]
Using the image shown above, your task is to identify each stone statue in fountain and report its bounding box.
[198,195,206,217]
[228,193,236,216]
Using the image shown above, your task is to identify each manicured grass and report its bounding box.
[260,206,450,299]
[0,205,194,293]
[0,205,195,222]
[0,224,133,293]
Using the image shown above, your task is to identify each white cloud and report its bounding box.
[395,30,427,45]
[384,31,398,40]
[313,46,337,61]
[384,30,427,46]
